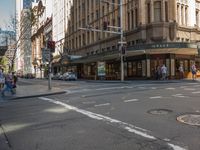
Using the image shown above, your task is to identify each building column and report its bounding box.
[170,58,175,79]
[150,1,154,22]
[146,59,151,78]
[178,4,182,25]
[182,5,185,25]
[162,0,165,22]
[198,10,200,27]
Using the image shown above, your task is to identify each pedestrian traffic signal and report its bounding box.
[121,46,126,55]
[47,41,55,52]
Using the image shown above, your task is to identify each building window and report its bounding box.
[165,1,168,22]
[135,8,138,27]
[128,12,130,30]
[196,10,199,26]
[147,3,151,23]
[154,1,161,22]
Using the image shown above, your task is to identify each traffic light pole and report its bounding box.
[119,0,124,82]
[48,58,52,90]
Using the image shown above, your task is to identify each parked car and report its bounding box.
[63,72,77,81]
[52,73,61,80]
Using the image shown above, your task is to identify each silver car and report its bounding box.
[63,72,77,81]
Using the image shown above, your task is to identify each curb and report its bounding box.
[5,91,66,100]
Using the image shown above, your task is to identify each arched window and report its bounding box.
[154,1,161,22]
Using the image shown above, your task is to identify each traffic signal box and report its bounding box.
[47,41,55,53]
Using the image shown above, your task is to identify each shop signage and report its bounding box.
[42,48,50,62]
[97,61,106,76]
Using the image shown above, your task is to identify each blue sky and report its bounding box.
[0,0,15,29]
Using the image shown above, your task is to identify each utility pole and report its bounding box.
[79,0,125,81]
[119,0,124,81]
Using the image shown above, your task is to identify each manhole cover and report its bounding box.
[147,109,172,115]
[177,114,200,126]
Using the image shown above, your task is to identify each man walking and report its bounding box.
[161,64,167,80]
[1,73,15,97]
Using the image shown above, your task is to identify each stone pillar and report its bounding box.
[150,1,154,22]
[170,58,175,79]
[182,5,185,25]
[178,4,182,25]
[146,59,151,78]
[162,0,165,22]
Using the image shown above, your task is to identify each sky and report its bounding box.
[0,0,15,30]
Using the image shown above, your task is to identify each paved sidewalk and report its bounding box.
[0,81,66,101]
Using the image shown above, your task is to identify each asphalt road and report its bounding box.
[0,79,200,150]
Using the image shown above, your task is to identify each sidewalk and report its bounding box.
[0,83,66,101]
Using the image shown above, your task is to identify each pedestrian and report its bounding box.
[178,64,184,79]
[191,63,197,80]
[161,64,167,80]
[1,73,15,97]
[0,69,5,90]
[156,65,161,80]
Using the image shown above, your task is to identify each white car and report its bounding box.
[63,72,77,81]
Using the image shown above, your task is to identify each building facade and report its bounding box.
[31,0,52,78]
[62,0,200,80]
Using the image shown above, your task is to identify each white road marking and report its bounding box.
[82,101,96,104]
[166,88,175,90]
[39,97,186,150]
[192,91,200,94]
[95,86,132,91]
[149,96,162,99]
[94,103,110,107]
[124,99,139,103]
[151,87,157,90]
[194,85,200,87]
[172,94,188,98]
[183,88,196,91]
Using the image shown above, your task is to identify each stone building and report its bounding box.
[62,0,200,80]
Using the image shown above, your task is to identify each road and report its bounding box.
[0,79,200,150]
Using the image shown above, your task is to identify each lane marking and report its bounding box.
[124,99,139,103]
[151,87,157,90]
[94,103,110,107]
[149,96,162,99]
[166,88,175,90]
[183,88,196,91]
[39,97,186,150]
[192,91,200,94]
[82,101,96,104]
[172,94,188,98]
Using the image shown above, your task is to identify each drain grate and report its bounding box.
[147,109,172,115]
[177,114,200,126]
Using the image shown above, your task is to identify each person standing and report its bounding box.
[191,63,197,80]
[161,64,167,80]
[178,64,184,79]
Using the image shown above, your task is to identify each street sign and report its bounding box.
[42,48,50,62]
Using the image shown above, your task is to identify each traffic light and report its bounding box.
[103,21,108,30]
[47,41,55,52]
[121,46,126,55]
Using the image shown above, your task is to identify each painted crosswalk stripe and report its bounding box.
[124,99,139,103]
[192,91,200,94]
[39,97,186,150]
[150,96,162,99]
[94,103,110,107]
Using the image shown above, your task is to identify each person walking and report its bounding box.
[161,64,167,80]
[191,63,197,80]
[1,73,15,97]
[0,69,5,90]
[178,64,184,79]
